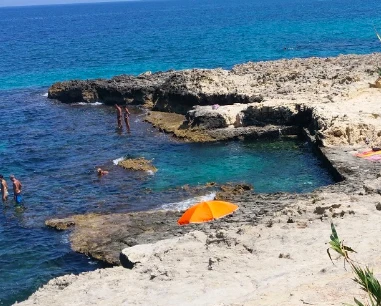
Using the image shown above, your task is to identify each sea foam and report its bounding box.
[113,157,125,165]
[159,192,216,211]
[72,102,103,106]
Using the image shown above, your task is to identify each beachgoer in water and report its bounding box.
[97,168,109,176]
[0,174,8,202]
[10,175,22,204]
[124,106,131,133]
[115,104,123,129]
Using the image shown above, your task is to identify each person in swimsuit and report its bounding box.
[115,104,123,129]
[97,168,109,176]
[0,174,8,202]
[124,106,131,133]
[10,175,22,204]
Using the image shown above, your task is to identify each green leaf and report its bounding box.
[327,248,334,264]
[331,222,339,240]
[353,297,365,306]
[343,245,357,253]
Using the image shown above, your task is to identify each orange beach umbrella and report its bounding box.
[177,200,238,225]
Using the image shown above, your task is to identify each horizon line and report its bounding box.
[0,0,146,9]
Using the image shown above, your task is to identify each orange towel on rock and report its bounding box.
[356,150,381,160]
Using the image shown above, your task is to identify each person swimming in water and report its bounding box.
[124,106,131,133]
[97,168,109,176]
[10,175,22,204]
[0,174,8,202]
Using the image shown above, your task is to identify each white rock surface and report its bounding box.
[15,192,381,306]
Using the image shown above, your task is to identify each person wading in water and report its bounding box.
[124,106,131,133]
[115,104,123,129]
[0,174,8,202]
[10,175,22,204]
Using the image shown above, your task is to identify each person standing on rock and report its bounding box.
[124,106,131,133]
[10,175,22,204]
[115,104,123,129]
[0,174,8,202]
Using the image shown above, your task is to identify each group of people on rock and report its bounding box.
[0,174,22,204]
[115,104,131,132]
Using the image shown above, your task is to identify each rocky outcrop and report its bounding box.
[186,101,311,130]
[22,53,381,306]
[48,53,381,147]
[48,74,166,106]
[48,54,381,114]
[144,111,215,142]
[44,53,381,266]
[19,194,381,306]
[118,157,157,172]
[45,192,296,265]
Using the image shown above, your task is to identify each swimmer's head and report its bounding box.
[9,175,15,181]
[0,174,3,179]
[97,168,102,173]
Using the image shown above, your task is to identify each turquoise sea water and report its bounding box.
[0,0,379,304]
[1,0,381,90]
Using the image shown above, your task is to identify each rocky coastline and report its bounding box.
[49,53,381,146]
[17,53,381,305]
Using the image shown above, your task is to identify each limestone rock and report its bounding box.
[118,157,157,172]
[47,53,381,146]
[43,189,299,265]
[186,104,247,129]
[45,217,76,230]
[372,77,381,88]
[144,111,215,142]
[363,177,381,194]
[48,53,380,114]
[120,244,155,268]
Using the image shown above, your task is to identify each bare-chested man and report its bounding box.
[97,168,109,176]
[10,175,22,204]
[0,174,8,202]
[115,104,123,129]
[124,106,131,133]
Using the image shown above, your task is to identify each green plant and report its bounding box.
[328,222,381,306]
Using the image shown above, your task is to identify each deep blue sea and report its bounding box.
[1,0,380,304]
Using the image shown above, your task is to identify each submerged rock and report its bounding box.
[118,157,157,172]
[45,217,76,230]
